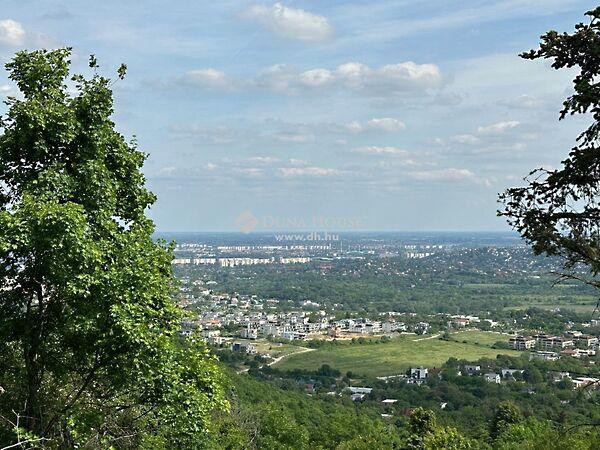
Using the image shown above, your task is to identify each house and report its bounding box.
[484,373,501,384]
[202,329,220,338]
[207,336,226,346]
[464,365,481,375]
[382,399,398,405]
[231,342,257,354]
[574,335,598,348]
[561,348,596,358]
[537,335,574,350]
[414,322,430,335]
[382,321,406,333]
[550,372,571,383]
[282,331,307,341]
[571,377,599,389]
[348,387,373,394]
[529,351,560,361]
[408,367,428,385]
[450,317,470,328]
[501,368,523,379]
[509,336,536,350]
[240,327,258,340]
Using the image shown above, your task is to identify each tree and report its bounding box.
[500,7,600,294]
[490,401,523,441]
[406,408,474,450]
[0,49,226,448]
[523,367,544,384]
[255,404,310,450]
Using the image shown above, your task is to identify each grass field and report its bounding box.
[274,333,519,377]
[450,330,509,346]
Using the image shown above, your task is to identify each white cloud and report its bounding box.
[449,134,481,145]
[408,168,475,182]
[0,84,13,95]
[297,68,334,87]
[248,156,280,164]
[181,68,236,91]
[235,167,264,178]
[279,166,340,177]
[336,61,442,93]
[345,118,406,133]
[274,132,314,143]
[0,19,25,46]
[289,158,308,166]
[183,61,442,96]
[498,94,544,109]
[242,2,333,42]
[345,121,363,133]
[365,118,406,132]
[477,120,520,135]
[352,146,408,155]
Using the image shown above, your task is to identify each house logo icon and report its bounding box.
[235,210,259,233]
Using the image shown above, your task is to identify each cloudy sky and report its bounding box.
[0,1,596,232]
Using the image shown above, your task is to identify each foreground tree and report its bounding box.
[500,7,600,293]
[0,49,226,448]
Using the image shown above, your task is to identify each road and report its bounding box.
[237,346,315,374]
[267,346,315,366]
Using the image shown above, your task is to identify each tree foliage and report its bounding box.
[500,7,600,291]
[0,49,226,448]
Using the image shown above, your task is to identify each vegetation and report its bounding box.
[0,50,225,448]
[274,334,518,376]
[500,6,600,293]
[177,248,598,316]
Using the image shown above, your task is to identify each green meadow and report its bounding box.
[275,332,519,377]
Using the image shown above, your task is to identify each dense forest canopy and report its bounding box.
[0,49,225,449]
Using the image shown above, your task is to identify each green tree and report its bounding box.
[494,418,600,450]
[523,367,544,384]
[255,404,310,450]
[490,401,523,441]
[500,7,600,291]
[406,408,474,450]
[0,49,226,448]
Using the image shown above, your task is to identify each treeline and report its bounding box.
[209,368,600,449]
[177,251,597,315]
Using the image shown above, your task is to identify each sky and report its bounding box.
[0,0,597,232]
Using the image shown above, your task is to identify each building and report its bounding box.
[348,387,373,394]
[464,365,481,375]
[561,348,596,358]
[529,351,560,361]
[573,335,598,348]
[501,368,523,379]
[382,321,406,333]
[231,342,257,354]
[509,336,536,350]
[409,367,428,382]
[414,322,430,335]
[484,373,501,384]
[240,327,258,340]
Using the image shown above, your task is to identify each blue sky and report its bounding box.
[0,1,596,231]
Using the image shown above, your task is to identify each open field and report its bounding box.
[274,333,519,377]
[450,330,509,346]
[503,294,598,312]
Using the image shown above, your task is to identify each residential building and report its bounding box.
[484,373,501,383]
[509,335,536,350]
